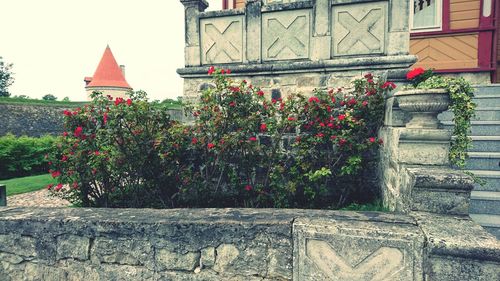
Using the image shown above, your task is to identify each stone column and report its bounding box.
[246,0,262,63]
[387,0,410,55]
[180,0,209,66]
[311,0,331,60]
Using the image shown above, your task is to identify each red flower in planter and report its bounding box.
[406,68,425,80]
[208,66,215,75]
[260,123,267,132]
[207,143,215,150]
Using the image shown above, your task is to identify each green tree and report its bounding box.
[42,94,57,101]
[0,57,14,97]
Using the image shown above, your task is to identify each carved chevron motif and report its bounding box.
[306,239,404,280]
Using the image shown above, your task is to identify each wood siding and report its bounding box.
[450,0,480,29]
[410,34,479,69]
[235,0,246,8]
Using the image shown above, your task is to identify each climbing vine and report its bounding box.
[406,68,476,168]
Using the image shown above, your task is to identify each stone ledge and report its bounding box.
[177,55,417,78]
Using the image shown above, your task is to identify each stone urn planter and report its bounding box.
[395,88,450,129]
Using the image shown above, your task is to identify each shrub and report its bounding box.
[48,91,176,207]
[0,134,56,179]
[50,70,394,209]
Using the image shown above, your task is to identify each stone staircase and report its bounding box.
[440,85,500,239]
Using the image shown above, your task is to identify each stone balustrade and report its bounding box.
[177,0,416,102]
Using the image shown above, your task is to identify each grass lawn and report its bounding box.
[0,174,55,196]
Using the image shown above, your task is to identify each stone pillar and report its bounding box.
[246,0,262,63]
[0,184,6,206]
[387,0,410,55]
[180,0,209,66]
[311,0,331,60]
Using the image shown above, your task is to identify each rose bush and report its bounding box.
[49,69,394,209]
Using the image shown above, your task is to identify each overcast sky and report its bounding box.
[1,0,222,101]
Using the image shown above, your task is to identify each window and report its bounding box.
[410,0,442,32]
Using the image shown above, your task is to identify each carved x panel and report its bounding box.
[293,218,423,281]
[332,2,387,56]
[262,10,310,61]
[200,16,244,64]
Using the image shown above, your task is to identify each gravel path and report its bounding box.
[7,189,70,207]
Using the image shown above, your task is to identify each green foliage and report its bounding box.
[413,75,476,168]
[42,94,57,101]
[0,57,14,97]
[0,134,56,179]
[49,70,393,209]
[340,200,388,212]
[0,96,88,107]
[0,174,55,196]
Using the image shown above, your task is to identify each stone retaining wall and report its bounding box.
[0,207,498,280]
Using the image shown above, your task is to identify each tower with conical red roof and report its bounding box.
[84,45,132,100]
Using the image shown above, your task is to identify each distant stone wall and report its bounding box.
[0,103,185,137]
[0,207,499,280]
[0,103,69,137]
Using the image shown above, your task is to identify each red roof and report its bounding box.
[86,46,131,89]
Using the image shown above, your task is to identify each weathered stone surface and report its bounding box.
[156,248,200,271]
[201,246,216,268]
[0,234,37,258]
[262,9,311,61]
[200,15,244,64]
[293,216,425,280]
[91,237,154,268]
[332,1,387,56]
[56,234,90,261]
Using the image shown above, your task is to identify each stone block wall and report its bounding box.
[0,207,498,280]
[178,0,416,102]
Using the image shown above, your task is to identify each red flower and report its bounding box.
[94,151,100,156]
[364,73,373,79]
[126,99,132,106]
[316,132,324,138]
[249,136,257,142]
[260,123,267,132]
[257,90,264,97]
[221,69,225,74]
[207,143,215,149]
[362,101,368,107]
[63,132,68,137]
[46,184,54,190]
[61,155,68,162]
[208,66,215,75]
[382,81,397,89]
[339,139,347,146]
[55,183,63,191]
[406,68,425,80]
[348,98,357,106]
[51,171,61,178]
[308,96,320,103]
[226,69,231,74]
[338,114,346,121]
[114,97,124,106]
[319,122,325,127]
[103,112,108,124]
[369,137,376,143]
[229,101,236,107]
[287,117,296,121]
[245,185,252,191]
[72,182,78,190]
[63,110,71,116]
[192,137,198,144]
[74,126,83,137]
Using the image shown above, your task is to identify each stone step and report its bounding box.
[469,214,500,240]
[468,170,500,192]
[439,107,500,122]
[466,152,500,171]
[442,121,500,136]
[470,190,500,215]
[469,136,500,152]
[474,85,500,95]
[471,91,500,108]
